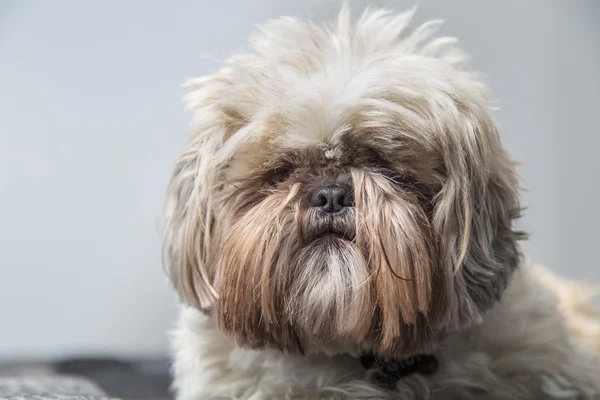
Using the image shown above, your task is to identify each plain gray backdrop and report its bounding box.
[0,0,598,359]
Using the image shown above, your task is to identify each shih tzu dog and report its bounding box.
[162,7,600,400]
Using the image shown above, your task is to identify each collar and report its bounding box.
[359,352,438,388]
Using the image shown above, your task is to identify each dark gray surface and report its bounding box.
[0,358,172,400]
[0,375,107,398]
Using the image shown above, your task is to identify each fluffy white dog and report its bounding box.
[162,7,600,399]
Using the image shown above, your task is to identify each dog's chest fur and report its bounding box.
[170,266,600,400]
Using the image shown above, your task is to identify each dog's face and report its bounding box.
[164,8,523,358]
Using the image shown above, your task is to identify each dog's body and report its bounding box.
[170,265,600,399]
[163,8,600,399]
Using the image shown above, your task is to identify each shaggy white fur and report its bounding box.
[170,265,600,399]
[164,7,600,400]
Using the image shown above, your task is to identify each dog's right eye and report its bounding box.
[364,148,385,167]
[268,167,292,184]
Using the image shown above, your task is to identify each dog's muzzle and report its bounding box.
[304,183,355,242]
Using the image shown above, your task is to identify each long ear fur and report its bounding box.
[432,100,525,329]
[162,74,245,310]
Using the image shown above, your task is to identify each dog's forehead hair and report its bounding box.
[223,128,437,187]
[237,134,381,170]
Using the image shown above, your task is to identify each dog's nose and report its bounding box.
[310,184,353,213]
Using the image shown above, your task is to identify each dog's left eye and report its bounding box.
[268,167,292,184]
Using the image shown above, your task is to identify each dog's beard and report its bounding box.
[288,237,373,343]
[215,169,443,357]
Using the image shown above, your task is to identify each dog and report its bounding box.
[162,7,600,399]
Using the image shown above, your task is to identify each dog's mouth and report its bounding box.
[304,213,356,244]
[315,230,353,242]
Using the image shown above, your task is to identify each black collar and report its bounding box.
[360,353,438,388]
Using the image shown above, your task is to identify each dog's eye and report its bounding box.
[381,168,412,188]
[364,149,385,167]
[268,167,292,184]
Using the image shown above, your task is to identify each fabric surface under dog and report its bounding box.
[0,358,172,400]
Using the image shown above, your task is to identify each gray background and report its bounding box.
[0,0,598,359]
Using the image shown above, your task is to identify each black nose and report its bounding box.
[310,184,353,213]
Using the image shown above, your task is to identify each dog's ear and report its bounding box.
[162,73,248,310]
[432,106,524,329]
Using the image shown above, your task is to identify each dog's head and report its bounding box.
[163,8,523,358]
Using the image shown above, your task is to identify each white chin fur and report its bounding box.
[288,238,372,341]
